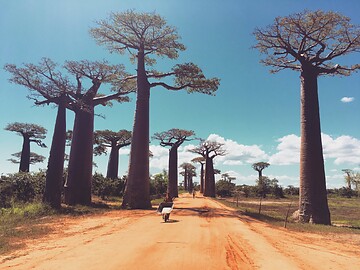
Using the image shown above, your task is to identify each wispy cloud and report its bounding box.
[341,97,355,103]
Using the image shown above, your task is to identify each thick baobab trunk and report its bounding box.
[188,175,193,191]
[299,67,331,225]
[168,146,179,198]
[65,108,94,205]
[122,50,151,209]
[106,144,119,179]
[204,157,215,197]
[43,100,66,208]
[200,162,204,193]
[19,135,30,172]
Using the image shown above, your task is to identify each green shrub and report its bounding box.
[92,173,125,199]
[0,171,46,207]
[216,179,235,197]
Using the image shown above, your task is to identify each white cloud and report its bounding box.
[206,134,269,165]
[322,134,360,165]
[341,97,354,103]
[268,133,360,166]
[269,134,300,165]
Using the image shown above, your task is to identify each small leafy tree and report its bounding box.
[150,171,168,197]
[215,174,236,197]
[5,122,47,172]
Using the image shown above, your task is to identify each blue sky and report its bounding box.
[1,0,360,188]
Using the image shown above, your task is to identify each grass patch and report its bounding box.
[217,195,360,234]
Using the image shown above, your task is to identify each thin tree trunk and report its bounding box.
[167,146,179,198]
[19,135,30,172]
[200,163,204,193]
[299,67,331,225]
[204,157,215,197]
[184,167,188,191]
[43,100,66,208]
[65,108,94,205]
[122,50,151,209]
[106,144,119,179]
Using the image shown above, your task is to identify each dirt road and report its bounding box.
[1,194,360,270]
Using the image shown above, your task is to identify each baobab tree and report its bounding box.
[254,10,360,225]
[8,152,46,168]
[5,122,47,172]
[152,128,195,198]
[179,162,196,192]
[192,156,206,193]
[94,129,132,179]
[189,140,226,197]
[5,58,133,206]
[252,162,270,180]
[5,58,73,208]
[91,10,220,209]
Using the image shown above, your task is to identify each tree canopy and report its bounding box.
[254,10,360,75]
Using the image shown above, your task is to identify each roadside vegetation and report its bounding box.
[216,183,360,234]
[0,171,169,255]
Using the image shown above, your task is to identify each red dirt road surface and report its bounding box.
[1,194,360,270]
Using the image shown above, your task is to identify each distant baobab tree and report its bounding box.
[192,156,205,193]
[189,140,226,197]
[94,129,132,179]
[252,162,270,180]
[179,162,196,192]
[254,10,360,225]
[5,122,47,172]
[152,128,195,198]
[91,10,220,209]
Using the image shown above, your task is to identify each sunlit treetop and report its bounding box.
[254,10,360,76]
[152,128,195,147]
[189,139,227,159]
[4,122,47,147]
[90,10,220,96]
[90,10,186,63]
[4,58,134,110]
[5,122,47,139]
[93,129,132,156]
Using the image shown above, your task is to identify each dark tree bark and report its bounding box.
[199,162,205,194]
[43,99,66,208]
[183,166,188,191]
[19,135,30,172]
[65,107,94,205]
[122,51,152,209]
[299,66,331,224]
[106,143,120,179]
[204,157,215,197]
[168,146,179,198]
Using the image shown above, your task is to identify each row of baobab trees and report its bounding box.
[4,9,360,225]
[4,122,226,202]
